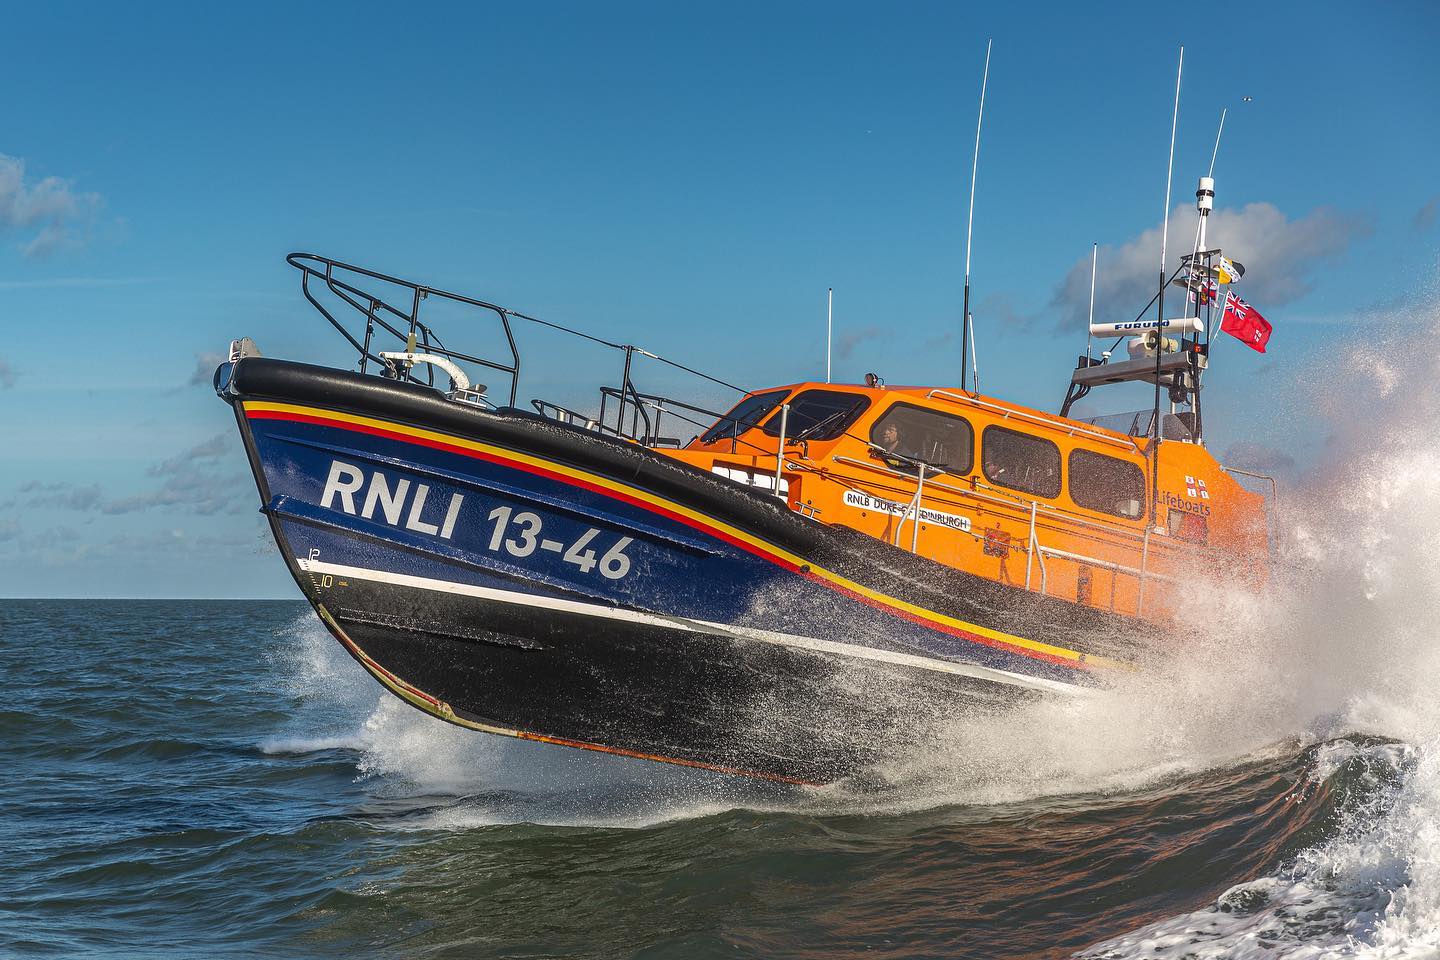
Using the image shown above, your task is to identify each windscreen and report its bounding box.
[759,390,870,440]
[699,390,789,445]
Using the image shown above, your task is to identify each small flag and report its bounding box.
[1175,257,1245,288]
[1173,271,1220,304]
[1220,293,1272,353]
[1214,257,1245,285]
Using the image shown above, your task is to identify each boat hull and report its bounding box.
[219,358,1145,784]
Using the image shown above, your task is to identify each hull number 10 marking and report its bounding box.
[486,506,633,579]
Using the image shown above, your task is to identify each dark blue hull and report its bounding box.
[220,358,1143,783]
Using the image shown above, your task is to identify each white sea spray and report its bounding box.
[1082,281,1440,957]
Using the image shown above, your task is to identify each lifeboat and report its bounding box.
[217,234,1271,785]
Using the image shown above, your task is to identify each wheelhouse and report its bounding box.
[669,379,1265,619]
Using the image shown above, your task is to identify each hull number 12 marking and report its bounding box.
[487,506,633,579]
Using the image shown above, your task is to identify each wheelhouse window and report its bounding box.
[868,403,974,475]
[1068,449,1146,519]
[982,426,1061,499]
[759,389,870,441]
[700,389,789,445]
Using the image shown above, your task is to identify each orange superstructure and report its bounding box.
[653,380,1267,620]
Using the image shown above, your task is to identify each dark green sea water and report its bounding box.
[0,600,1427,958]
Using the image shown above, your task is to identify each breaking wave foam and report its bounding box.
[1071,281,1440,956]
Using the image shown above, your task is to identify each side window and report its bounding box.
[760,389,870,440]
[700,390,789,445]
[982,426,1061,499]
[1069,449,1146,519]
[868,404,974,475]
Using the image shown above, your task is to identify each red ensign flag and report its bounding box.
[1220,293,1272,353]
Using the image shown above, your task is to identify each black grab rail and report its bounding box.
[288,253,523,406]
[287,252,750,441]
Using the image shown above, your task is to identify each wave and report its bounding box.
[1077,279,1440,955]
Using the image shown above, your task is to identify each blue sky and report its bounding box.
[1,1,1436,598]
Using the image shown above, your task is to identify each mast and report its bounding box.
[1189,108,1226,444]
[1201,107,1226,365]
[962,38,991,393]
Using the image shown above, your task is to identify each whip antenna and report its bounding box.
[1086,243,1097,362]
[1149,45,1183,529]
[1208,106,1227,178]
[1153,46,1183,441]
[826,287,833,383]
[961,38,991,393]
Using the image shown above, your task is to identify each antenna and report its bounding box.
[1150,45,1183,528]
[826,287,833,383]
[1086,243,1097,362]
[961,38,992,393]
[1153,46,1183,442]
[1199,107,1226,254]
[968,319,980,394]
[1208,107,1227,178]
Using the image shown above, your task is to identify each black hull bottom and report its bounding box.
[319,576,1036,785]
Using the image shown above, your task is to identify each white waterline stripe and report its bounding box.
[298,558,1086,696]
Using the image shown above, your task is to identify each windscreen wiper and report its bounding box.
[790,409,850,442]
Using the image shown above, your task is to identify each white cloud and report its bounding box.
[0,153,105,258]
[187,351,226,387]
[1049,202,1371,331]
[11,433,249,517]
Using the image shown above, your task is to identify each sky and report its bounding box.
[1,0,1436,598]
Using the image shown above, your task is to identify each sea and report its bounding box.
[9,341,1440,959]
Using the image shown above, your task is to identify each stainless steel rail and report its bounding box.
[829,453,1187,614]
[926,389,1141,452]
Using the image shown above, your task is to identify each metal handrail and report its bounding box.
[597,388,729,425]
[596,386,733,446]
[1035,543,1178,584]
[1027,502,1049,591]
[288,252,747,426]
[290,253,523,406]
[831,455,1156,548]
[1025,501,1038,588]
[772,404,790,500]
[530,399,601,431]
[1221,465,1279,504]
[927,389,1141,452]
[828,453,1186,613]
[892,462,929,552]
